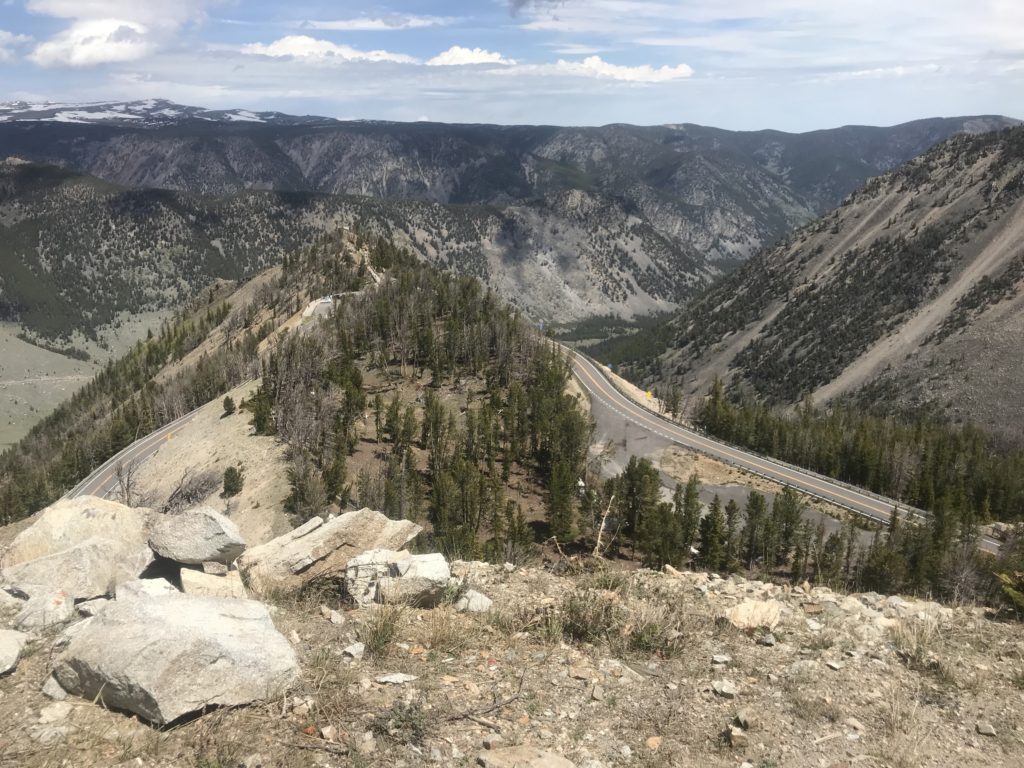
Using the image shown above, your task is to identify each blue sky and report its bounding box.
[0,0,1022,130]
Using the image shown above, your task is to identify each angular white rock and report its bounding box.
[115,578,179,601]
[376,553,451,607]
[455,589,493,613]
[1,496,152,600]
[0,629,29,675]
[179,569,248,600]
[238,509,420,596]
[52,594,299,725]
[149,507,246,565]
[376,672,417,685]
[724,600,784,631]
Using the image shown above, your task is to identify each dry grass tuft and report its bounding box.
[357,604,406,660]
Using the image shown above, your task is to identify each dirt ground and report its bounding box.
[2,563,1022,768]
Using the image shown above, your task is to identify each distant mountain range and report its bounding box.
[0,100,1018,327]
[0,99,333,127]
[644,125,1024,440]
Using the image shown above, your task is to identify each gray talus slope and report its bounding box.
[656,126,1024,439]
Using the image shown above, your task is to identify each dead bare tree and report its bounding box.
[161,468,220,514]
[592,494,617,558]
[114,459,151,508]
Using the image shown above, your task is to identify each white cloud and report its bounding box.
[29,19,153,66]
[241,36,416,64]
[303,16,451,31]
[553,55,692,82]
[547,43,606,55]
[427,46,514,66]
[0,29,32,62]
[25,0,215,67]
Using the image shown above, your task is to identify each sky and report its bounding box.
[0,0,1022,131]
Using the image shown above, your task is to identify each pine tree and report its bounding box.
[679,473,702,559]
[547,458,576,541]
[698,495,726,571]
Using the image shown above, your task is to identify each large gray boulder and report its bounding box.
[52,594,299,725]
[149,507,246,565]
[0,496,152,600]
[238,509,420,596]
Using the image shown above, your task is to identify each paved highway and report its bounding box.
[66,407,202,500]
[568,351,1002,555]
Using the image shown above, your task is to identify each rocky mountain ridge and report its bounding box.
[648,125,1024,439]
[0,103,1016,325]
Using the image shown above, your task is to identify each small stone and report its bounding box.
[77,598,110,617]
[328,609,345,625]
[357,731,376,755]
[712,654,732,666]
[0,629,29,675]
[376,672,417,685]
[728,726,749,749]
[806,619,824,632]
[591,685,605,701]
[455,589,494,613]
[645,736,663,751]
[483,736,504,749]
[976,722,996,737]
[735,709,758,731]
[320,724,338,742]
[477,746,576,767]
[344,642,365,659]
[712,680,737,699]
[845,717,865,732]
[38,701,73,724]
[240,754,266,768]
[758,632,777,647]
[42,676,68,701]
[288,630,301,645]
[202,561,229,576]
[826,660,844,671]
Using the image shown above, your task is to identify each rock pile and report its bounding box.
[0,495,491,729]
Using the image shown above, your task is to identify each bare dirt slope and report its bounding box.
[130,379,292,546]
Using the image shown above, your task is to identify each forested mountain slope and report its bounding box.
[652,126,1024,440]
[0,229,591,569]
[0,106,1015,325]
[0,159,707,339]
